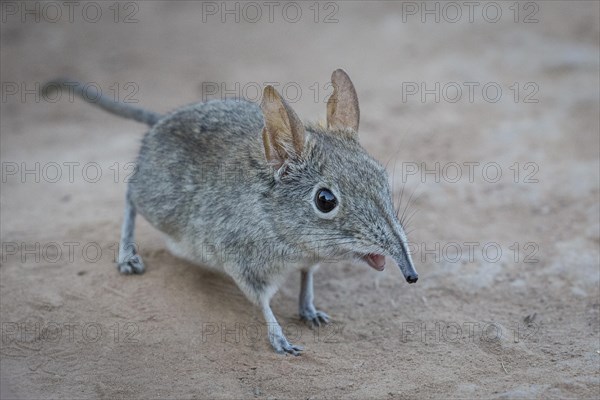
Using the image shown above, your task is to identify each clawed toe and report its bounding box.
[300,310,330,328]
[280,343,304,356]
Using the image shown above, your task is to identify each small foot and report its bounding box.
[300,308,330,328]
[271,334,303,356]
[117,254,145,274]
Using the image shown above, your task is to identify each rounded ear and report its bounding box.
[260,85,305,169]
[326,69,360,133]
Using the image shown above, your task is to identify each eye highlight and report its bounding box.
[315,188,338,213]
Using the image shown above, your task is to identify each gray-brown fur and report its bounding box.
[48,69,418,354]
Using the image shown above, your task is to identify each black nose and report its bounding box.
[406,275,418,284]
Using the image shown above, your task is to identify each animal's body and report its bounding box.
[45,70,418,354]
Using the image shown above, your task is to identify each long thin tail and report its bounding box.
[42,78,162,126]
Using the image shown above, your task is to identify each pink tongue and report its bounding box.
[365,254,386,271]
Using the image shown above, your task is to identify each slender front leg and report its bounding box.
[229,271,303,355]
[262,300,303,356]
[299,265,330,328]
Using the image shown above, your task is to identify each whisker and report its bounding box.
[402,208,421,229]
[395,180,407,219]
[399,186,422,227]
[400,191,424,227]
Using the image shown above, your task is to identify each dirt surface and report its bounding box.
[1,1,599,399]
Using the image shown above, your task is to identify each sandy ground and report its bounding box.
[1,1,599,399]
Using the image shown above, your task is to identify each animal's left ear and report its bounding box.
[326,69,360,133]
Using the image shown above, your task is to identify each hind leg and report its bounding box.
[117,190,145,274]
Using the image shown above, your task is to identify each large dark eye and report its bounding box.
[315,188,338,213]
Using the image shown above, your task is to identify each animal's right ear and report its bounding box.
[326,69,360,133]
[260,85,305,169]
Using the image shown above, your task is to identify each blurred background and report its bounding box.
[1,1,599,399]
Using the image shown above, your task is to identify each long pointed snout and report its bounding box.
[395,241,418,284]
[380,200,419,283]
[396,255,418,283]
